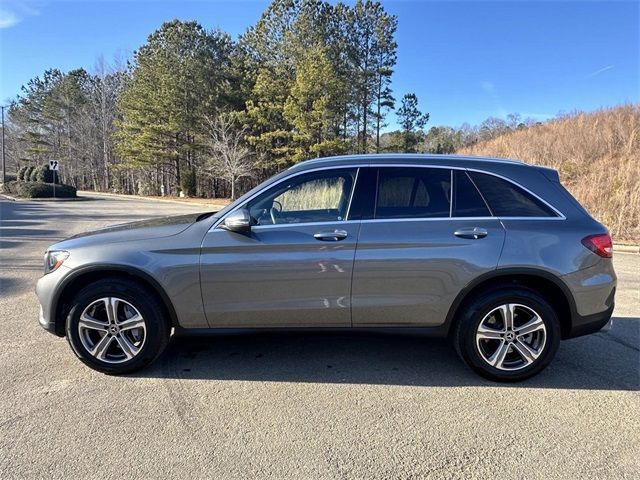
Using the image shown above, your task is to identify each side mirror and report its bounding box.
[221,209,252,233]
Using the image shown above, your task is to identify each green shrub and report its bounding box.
[17,166,29,181]
[23,165,35,182]
[17,182,77,198]
[180,168,197,196]
[30,165,44,182]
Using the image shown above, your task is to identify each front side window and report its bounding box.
[468,171,558,217]
[247,168,357,225]
[375,167,451,219]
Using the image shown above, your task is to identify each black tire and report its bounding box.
[66,278,171,374]
[453,286,561,382]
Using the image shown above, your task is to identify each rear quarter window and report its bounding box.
[468,171,558,217]
[453,170,491,217]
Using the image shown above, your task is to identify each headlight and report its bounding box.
[44,250,69,274]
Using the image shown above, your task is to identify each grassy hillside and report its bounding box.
[458,104,640,242]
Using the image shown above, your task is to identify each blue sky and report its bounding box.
[0,0,638,128]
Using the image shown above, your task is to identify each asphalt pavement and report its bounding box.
[1,195,638,479]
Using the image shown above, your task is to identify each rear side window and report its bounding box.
[453,170,491,217]
[468,172,558,217]
[375,167,451,219]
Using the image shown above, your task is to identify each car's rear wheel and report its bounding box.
[454,287,561,382]
[66,279,170,374]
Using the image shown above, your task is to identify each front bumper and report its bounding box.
[35,265,71,337]
[38,305,58,334]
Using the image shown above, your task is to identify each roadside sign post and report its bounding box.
[1,105,6,186]
[48,160,59,199]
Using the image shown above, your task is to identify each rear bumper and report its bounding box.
[561,259,616,339]
[566,302,614,339]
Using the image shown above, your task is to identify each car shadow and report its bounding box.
[0,276,26,296]
[135,316,639,391]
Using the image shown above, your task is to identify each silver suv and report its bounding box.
[36,155,616,381]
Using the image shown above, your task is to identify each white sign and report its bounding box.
[48,160,59,171]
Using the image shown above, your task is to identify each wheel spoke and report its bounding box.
[499,304,516,331]
[79,314,108,332]
[512,339,540,365]
[477,324,504,340]
[517,315,545,336]
[118,314,144,331]
[115,334,139,360]
[488,340,509,369]
[104,297,118,324]
[90,334,114,360]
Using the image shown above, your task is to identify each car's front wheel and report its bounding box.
[454,287,561,382]
[65,279,171,374]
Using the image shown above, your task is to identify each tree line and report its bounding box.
[3,0,539,199]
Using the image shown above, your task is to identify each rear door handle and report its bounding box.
[314,229,348,241]
[454,227,488,239]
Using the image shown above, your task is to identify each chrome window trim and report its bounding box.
[359,216,566,225]
[252,220,361,231]
[208,220,363,233]
[209,162,565,232]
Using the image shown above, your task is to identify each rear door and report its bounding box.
[351,167,505,327]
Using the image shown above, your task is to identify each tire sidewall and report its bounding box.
[66,280,169,374]
[457,288,561,382]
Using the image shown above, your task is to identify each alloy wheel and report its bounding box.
[475,303,547,371]
[78,297,146,364]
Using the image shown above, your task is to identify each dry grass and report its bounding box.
[275,178,345,211]
[458,104,640,242]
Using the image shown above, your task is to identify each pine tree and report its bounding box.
[283,44,347,162]
[371,11,397,152]
[115,20,233,193]
[342,0,397,153]
[396,93,429,153]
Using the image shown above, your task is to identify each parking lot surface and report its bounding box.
[1,196,638,479]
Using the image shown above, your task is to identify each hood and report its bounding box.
[50,212,213,250]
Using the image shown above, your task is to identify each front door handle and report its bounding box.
[454,227,488,239]
[314,229,348,241]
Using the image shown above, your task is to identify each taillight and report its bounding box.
[581,234,613,258]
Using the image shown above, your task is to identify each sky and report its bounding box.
[0,0,638,129]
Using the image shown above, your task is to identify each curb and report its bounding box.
[615,244,640,254]
[77,190,228,209]
[0,193,87,202]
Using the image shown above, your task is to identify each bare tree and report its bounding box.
[204,113,255,199]
[89,56,124,190]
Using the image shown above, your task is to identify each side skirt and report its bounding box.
[174,325,450,338]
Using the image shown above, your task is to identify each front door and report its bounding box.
[200,167,360,327]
